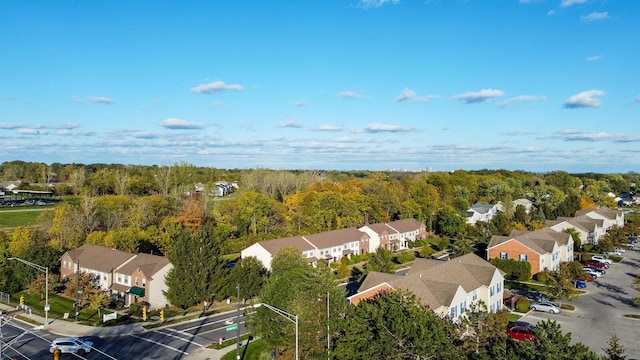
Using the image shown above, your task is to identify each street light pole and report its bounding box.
[236,283,240,360]
[253,303,299,360]
[7,257,49,325]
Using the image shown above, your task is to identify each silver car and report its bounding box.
[529,301,560,314]
[49,337,94,354]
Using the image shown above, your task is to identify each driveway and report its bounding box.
[521,247,640,358]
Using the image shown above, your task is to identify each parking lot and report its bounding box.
[522,247,640,358]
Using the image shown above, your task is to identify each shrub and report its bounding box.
[394,251,415,264]
[534,271,550,283]
[336,263,350,279]
[419,245,435,258]
[515,298,531,313]
[431,237,450,251]
[490,258,531,281]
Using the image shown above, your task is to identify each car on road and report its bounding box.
[507,325,535,341]
[530,301,561,314]
[49,337,94,355]
[576,275,594,282]
[590,255,612,265]
[585,260,609,269]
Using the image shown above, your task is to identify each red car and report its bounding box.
[576,275,594,282]
[585,260,609,269]
[507,326,535,341]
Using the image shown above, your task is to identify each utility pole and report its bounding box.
[1,311,4,359]
[236,283,240,360]
[75,259,80,322]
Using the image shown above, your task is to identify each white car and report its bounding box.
[582,268,599,278]
[530,301,561,314]
[49,337,94,355]
[590,255,612,265]
[615,247,626,253]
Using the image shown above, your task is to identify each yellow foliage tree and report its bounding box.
[9,226,34,257]
[579,195,597,210]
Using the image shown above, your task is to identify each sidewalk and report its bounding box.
[0,303,237,360]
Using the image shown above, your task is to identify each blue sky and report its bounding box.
[1,0,638,173]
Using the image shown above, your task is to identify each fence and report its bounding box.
[0,291,10,304]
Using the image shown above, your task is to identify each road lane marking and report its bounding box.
[130,334,189,355]
[153,329,204,347]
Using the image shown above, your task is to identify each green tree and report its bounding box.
[507,319,600,359]
[164,219,226,309]
[604,335,627,360]
[332,290,458,359]
[366,247,394,274]
[250,248,347,359]
[435,206,465,237]
[225,256,267,301]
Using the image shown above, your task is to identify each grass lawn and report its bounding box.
[507,313,522,322]
[18,291,118,325]
[0,209,47,228]
[221,339,268,360]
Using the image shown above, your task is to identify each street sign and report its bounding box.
[77,290,83,294]
[44,305,50,311]
[226,325,238,331]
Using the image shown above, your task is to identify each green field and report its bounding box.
[0,208,50,228]
[221,339,268,360]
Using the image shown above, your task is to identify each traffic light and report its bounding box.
[142,306,147,320]
[19,295,24,308]
[159,309,164,322]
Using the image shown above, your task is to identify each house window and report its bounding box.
[117,274,122,283]
[490,286,494,297]
[460,301,466,314]
[135,277,139,286]
[490,304,495,313]
[499,252,508,260]
[497,282,502,293]
[142,279,146,287]
[450,306,457,319]
[519,254,528,262]
[473,290,478,301]
[124,277,129,284]
[63,261,66,269]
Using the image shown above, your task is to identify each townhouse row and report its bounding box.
[241,218,427,270]
[487,207,624,276]
[60,244,172,308]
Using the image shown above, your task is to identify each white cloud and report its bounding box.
[547,9,556,16]
[563,89,605,108]
[213,101,224,107]
[553,130,640,142]
[396,88,416,102]
[280,119,303,128]
[362,123,415,133]
[451,89,504,104]
[73,96,114,104]
[294,99,306,107]
[499,95,547,108]
[581,12,609,22]
[313,124,343,131]
[586,55,601,61]
[358,0,400,9]
[190,80,244,94]
[0,122,21,129]
[560,0,587,8]
[18,128,49,135]
[160,118,205,129]
[338,91,363,99]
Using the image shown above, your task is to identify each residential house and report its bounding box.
[575,207,624,233]
[111,253,172,308]
[348,253,504,322]
[487,227,573,276]
[546,215,602,246]
[359,218,427,252]
[465,203,504,225]
[241,228,369,271]
[512,198,534,214]
[60,244,136,291]
[60,244,172,308]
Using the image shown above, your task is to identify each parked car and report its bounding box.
[590,255,612,265]
[582,268,599,279]
[530,301,560,314]
[507,321,536,331]
[574,280,587,289]
[584,266,606,276]
[49,337,94,355]
[507,326,535,341]
[576,275,594,282]
[585,260,609,269]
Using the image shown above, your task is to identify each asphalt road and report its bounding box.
[1,311,247,360]
[522,247,640,358]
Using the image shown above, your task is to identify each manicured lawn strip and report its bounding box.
[221,339,268,360]
[507,313,522,322]
[0,210,43,228]
[18,291,107,325]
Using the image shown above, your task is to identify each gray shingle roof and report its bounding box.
[116,253,171,279]
[64,244,135,273]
